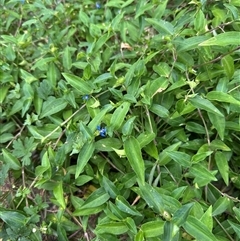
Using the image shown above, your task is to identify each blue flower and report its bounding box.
[97,125,107,137]
[82,95,90,101]
[96,2,101,9]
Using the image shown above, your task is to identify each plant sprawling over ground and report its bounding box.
[0,0,240,240]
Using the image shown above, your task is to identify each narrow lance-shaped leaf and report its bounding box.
[183,216,218,241]
[124,136,145,185]
[110,101,130,131]
[75,141,95,178]
[215,151,229,186]
[40,97,67,119]
[206,91,240,106]
[62,73,93,94]
[199,31,240,46]
[189,95,223,117]
[53,182,66,209]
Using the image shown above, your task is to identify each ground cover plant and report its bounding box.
[0,0,240,240]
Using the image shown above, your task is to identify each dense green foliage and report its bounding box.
[1,0,240,240]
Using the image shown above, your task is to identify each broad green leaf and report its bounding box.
[221,55,235,79]
[189,95,223,117]
[158,142,182,165]
[208,112,225,141]
[116,196,142,216]
[141,220,165,237]
[199,31,240,46]
[95,221,128,235]
[215,151,229,186]
[166,151,191,167]
[212,196,231,216]
[40,97,67,119]
[183,216,218,241]
[62,73,93,94]
[53,182,66,209]
[206,91,240,106]
[2,148,21,170]
[172,203,194,227]
[110,102,130,132]
[124,136,145,185]
[80,187,110,209]
[75,141,95,178]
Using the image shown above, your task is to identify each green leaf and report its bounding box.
[0,209,27,228]
[101,176,120,199]
[116,196,142,216]
[20,69,37,83]
[163,221,179,241]
[183,216,218,241]
[53,182,66,209]
[158,142,182,166]
[189,95,223,117]
[191,151,213,163]
[40,97,67,119]
[95,221,128,235]
[215,151,229,186]
[2,148,21,170]
[124,136,145,185]
[138,183,165,214]
[233,207,240,223]
[208,112,225,141]
[172,203,194,227]
[175,36,209,52]
[228,221,240,239]
[190,164,217,186]
[110,102,130,132]
[75,141,95,178]
[150,104,169,118]
[141,220,165,237]
[57,224,68,241]
[212,196,231,216]
[95,138,122,152]
[124,217,137,234]
[199,31,240,46]
[62,72,93,95]
[206,91,240,106]
[62,46,72,70]
[80,187,110,209]
[146,18,175,35]
[166,151,191,167]
[134,230,144,241]
[200,206,213,231]
[221,55,235,79]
